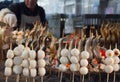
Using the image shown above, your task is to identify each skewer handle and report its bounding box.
[41,76,43,82]
[60,72,63,82]
[72,72,74,82]
[6,77,8,82]
[113,72,116,82]
[26,78,27,82]
[82,75,84,82]
[33,78,35,82]
[16,74,20,82]
[107,73,109,82]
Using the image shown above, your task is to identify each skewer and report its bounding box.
[60,72,63,82]
[72,72,74,82]
[82,75,84,82]
[41,76,43,82]
[16,74,20,82]
[107,73,109,82]
[5,76,8,82]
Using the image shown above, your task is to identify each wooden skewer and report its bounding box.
[16,74,20,82]
[113,71,116,82]
[6,77,8,82]
[72,72,74,82]
[107,73,109,82]
[82,75,84,82]
[41,76,43,82]
[60,72,63,82]
[33,78,35,82]
[26,78,27,82]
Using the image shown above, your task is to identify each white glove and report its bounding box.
[0,8,11,21]
[0,8,17,27]
[3,13,17,27]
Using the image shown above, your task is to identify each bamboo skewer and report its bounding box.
[60,72,63,82]
[41,76,43,82]
[72,72,75,82]
[107,73,109,82]
[82,75,84,82]
[16,74,20,82]
[5,76,8,82]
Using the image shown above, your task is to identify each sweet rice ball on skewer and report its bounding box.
[104,65,113,73]
[71,48,80,57]
[70,63,78,72]
[5,59,13,67]
[38,67,46,77]
[29,50,36,59]
[7,49,14,59]
[59,64,67,72]
[4,67,12,77]
[70,56,79,64]
[13,56,22,65]
[61,48,69,57]
[113,56,120,64]
[23,68,29,77]
[112,64,120,72]
[80,51,90,59]
[60,56,69,65]
[38,59,46,68]
[30,60,37,68]
[30,68,37,77]
[22,59,29,68]
[79,66,88,75]
[113,48,120,56]
[80,59,88,67]
[13,65,22,74]
[104,57,114,65]
[105,50,114,58]
[37,50,45,59]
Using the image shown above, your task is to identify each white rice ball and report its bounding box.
[29,50,36,59]
[104,57,114,65]
[23,68,29,77]
[38,68,46,77]
[4,67,12,76]
[80,67,88,75]
[60,56,68,64]
[112,64,120,72]
[18,44,24,50]
[14,47,23,56]
[13,65,22,74]
[30,69,37,77]
[21,49,29,59]
[106,50,114,57]
[38,59,46,68]
[80,59,88,67]
[81,51,89,59]
[5,58,13,67]
[30,60,37,68]
[70,56,78,64]
[113,56,120,64]
[61,48,69,56]
[7,49,14,58]
[70,64,78,72]
[104,65,113,73]
[13,56,22,65]
[22,59,29,68]
[59,64,67,72]
[37,50,45,59]
[71,48,80,56]
[113,48,120,56]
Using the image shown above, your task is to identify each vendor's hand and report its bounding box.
[3,13,17,27]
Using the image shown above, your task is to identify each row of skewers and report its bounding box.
[1,21,120,82]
